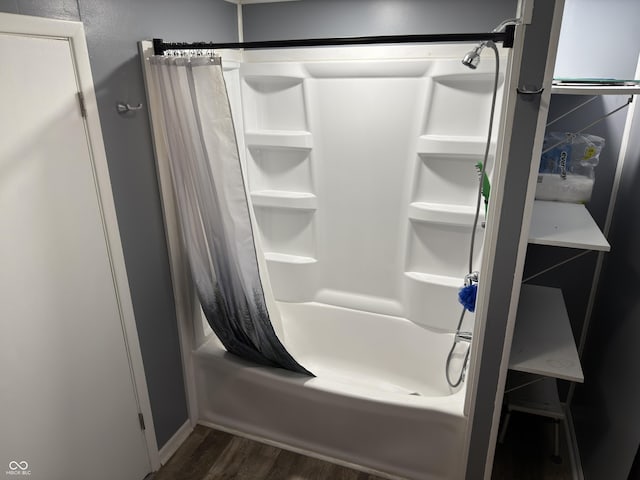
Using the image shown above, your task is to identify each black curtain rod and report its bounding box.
[152,27,515,55]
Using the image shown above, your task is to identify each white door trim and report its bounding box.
[0,12,161,471]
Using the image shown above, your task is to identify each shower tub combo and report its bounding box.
[143,44,509,479]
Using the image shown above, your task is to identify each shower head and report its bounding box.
[462,44,484,69]
[461,18,519,69]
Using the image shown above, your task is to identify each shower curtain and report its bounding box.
[148,55,311,375]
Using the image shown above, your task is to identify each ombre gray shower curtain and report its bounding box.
[148,55,311,375]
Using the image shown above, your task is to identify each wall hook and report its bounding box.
[117,102,143,114]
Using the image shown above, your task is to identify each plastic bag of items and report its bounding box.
[536,132,605,203]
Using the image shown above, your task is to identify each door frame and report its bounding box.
[0,12,161,472]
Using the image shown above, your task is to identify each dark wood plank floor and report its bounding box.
[153,425,388,480]
[153,416,573,480]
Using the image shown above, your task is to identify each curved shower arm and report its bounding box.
[492,18,521,33]
[461,18,520,69]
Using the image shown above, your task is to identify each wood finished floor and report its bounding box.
[154,415,573,480]
[153,425,388,480]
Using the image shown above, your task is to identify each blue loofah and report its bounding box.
[458,284,477,312]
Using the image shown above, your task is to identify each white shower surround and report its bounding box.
[143,43,511,480]
[195,45,506,480]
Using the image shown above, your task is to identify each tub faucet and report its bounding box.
[464,271,479,287]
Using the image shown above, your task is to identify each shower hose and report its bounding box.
[445,41,500,388]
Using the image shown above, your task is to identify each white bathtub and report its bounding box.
[193,302,467,480]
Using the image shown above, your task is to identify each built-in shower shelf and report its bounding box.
[408,202,484,226]
[528,200,610,251]
[404,271,460,287]
[416,135,487,156]
[245,130,313,149]
[509,285,584,383]
[251,190,318,210]
[264,252,317,264]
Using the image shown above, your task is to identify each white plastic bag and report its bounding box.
[536,132,605,203]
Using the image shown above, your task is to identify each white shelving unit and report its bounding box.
[511,82,635,382]
[504,81,638,464]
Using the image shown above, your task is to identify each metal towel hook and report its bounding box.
[116,102,143,114]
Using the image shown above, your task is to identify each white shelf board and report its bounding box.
[551,83,640,95]
[528,200,610,251]
[509,285,584,383]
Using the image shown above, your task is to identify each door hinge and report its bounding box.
[77,91,87,117]
[138,413,146,431]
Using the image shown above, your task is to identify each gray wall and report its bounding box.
[555,0,640,80]
[0,0,238,448]
[549,0,640,478]
[243,0,517,40]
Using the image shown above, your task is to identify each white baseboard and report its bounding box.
[158,419,194,466]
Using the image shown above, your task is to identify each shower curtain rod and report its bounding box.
[152,27,515,55]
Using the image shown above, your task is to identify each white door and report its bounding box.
[0,20,152,480]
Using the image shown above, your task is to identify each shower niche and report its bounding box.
[242,71,319,302]
[424,71,503,137]
[402,65,503,330]
[243,74,308,131]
